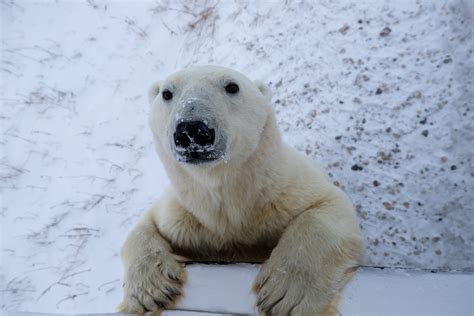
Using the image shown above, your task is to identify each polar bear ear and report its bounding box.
[148,81,162,105]
[254,80,272,102]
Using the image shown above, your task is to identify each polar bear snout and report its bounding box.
[168,95,228,165]
[174,121,215,149]
[171,117,226,164]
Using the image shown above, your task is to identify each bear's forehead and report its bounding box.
[165,66,248,88]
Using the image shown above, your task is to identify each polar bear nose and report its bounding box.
[174,121,215,149]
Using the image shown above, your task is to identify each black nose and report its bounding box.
[174,121,215,149]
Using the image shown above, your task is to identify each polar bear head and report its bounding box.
[148,66,274,169]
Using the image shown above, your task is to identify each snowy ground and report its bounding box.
[1,0,473,313]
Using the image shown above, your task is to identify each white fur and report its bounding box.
[119,66,364,315]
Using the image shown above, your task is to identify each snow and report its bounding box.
[1,0,473,314]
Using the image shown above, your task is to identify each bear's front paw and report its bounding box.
[118,251,186,314]
[253,259,335,315]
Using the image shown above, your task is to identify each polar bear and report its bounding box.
[118,66,364,315]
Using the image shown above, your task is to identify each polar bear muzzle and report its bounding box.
[174,120,215,150]
[171,96,226,165]
[172,119,224,164]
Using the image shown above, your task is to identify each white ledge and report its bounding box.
[10,264,474,316]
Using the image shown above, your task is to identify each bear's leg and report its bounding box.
[253,199,363,315]
[118,209,187,314]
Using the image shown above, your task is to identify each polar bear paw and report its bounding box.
[253,258,334,315]
[118,251,186,314]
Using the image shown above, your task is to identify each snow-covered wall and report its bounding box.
[1,0,473,313]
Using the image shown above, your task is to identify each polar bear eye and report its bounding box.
[162,90,173,101]
[225,83,239,94]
